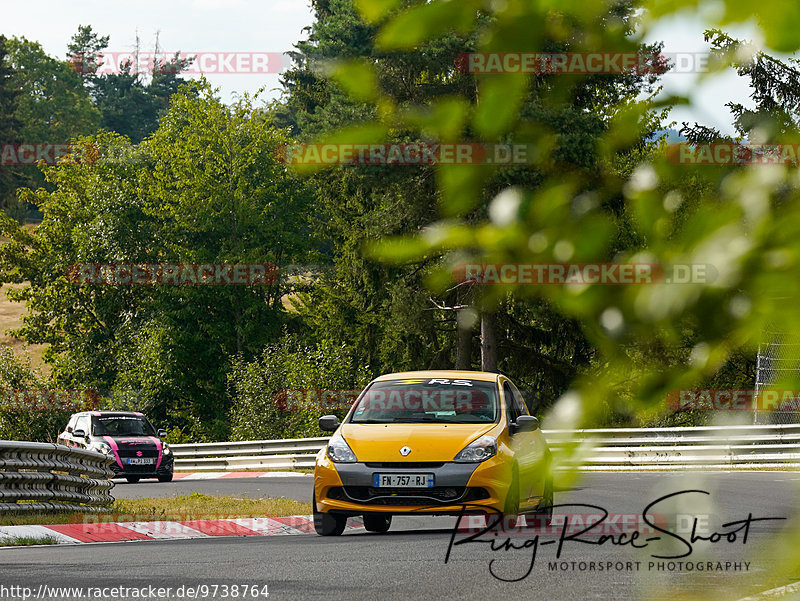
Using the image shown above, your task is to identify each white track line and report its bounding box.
[737,581,800,601]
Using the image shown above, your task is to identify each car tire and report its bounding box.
[313,493,346,536]
[158,473,174,482]
[531,474,554,527]
[125,476,140,483]
[363,514,392,533]
[500,471,521,531]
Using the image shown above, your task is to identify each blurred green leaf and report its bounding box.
[750,3,800,52]
[354,0,403,23]
[473,73,528,139]
[401,97,470,142]
[364,236,429,264]
[288,122,389,175]
[329,60,381,102]
[376,0,477,50]
[437,164,491,217]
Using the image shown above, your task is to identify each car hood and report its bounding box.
[339,423,497,462]
[99,436,159,448]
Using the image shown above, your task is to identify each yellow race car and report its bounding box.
[313,370,553,535]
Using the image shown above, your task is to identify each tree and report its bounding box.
[6,37,101,145]
[92,56,194,144]
[340,0,800,443]
[681,30,800,143]
[277,0,664,411]
[0,82,315,441]
[228,338,371,441]
[66,24,110,85]
[3,37,101,219]
[0,347,62,442]
[134,82,315,438]
[0,35,24,213]
[68,25,195,144]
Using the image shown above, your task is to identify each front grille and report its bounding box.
[334,486,489,506]
[117,449,158,458]
[115,448,159,472]
[364,462,445,468]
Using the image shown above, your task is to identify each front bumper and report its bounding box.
[314,452,513,515]
[110,455,174,478]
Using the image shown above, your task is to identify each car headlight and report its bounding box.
[162,443,171,456]
[92,442,112,455]
[454,435,497,463]
[326,432,357,463]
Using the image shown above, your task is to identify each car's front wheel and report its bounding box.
[478,471,521,531]
[499,470,521,530]
[363,514,392,533]
[313,493,346,536]
[158,473,174,482]
[530,473,554,527]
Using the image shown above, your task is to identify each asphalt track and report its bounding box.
[4,472,800,601]
[110,475,312,501]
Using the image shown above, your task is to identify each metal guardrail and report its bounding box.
[545,424,800,471]
[172,424,800,472]
[172,437,328,470]
[0,441,115,513]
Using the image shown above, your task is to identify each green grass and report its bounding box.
[0,494,313,526]
[0,535,60,547]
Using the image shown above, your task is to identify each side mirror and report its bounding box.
[73,428,86,439]
[319,415,341,432]
[511,415,540,433]
[157,429,168,438]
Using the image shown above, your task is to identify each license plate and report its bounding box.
[373,473,434,488]
[126,458,155,465]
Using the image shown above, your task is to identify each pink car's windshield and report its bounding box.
[92,416,157,437]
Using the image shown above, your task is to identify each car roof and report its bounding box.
[73,411,145,417]
[373,370,500,383]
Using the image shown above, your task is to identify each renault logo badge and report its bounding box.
[399,446,411,456]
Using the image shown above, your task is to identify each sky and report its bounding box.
[2,0,775,135]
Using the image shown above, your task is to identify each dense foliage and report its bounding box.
[1,1,799,446]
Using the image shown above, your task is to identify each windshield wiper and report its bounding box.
[354,417,442,423]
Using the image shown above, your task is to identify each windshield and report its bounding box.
[349,378,499,424]
[92,416,156,437]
